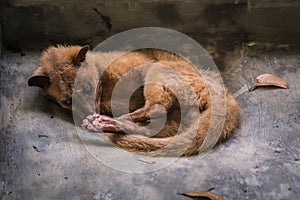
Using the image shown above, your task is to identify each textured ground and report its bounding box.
[0,45,299,199]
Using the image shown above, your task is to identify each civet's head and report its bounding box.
[28,45,90,111]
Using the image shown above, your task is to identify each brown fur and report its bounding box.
[28,45,240,156]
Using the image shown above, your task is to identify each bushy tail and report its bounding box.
[104,91,240,157]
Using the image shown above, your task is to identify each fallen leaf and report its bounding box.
[178,190,224,200]
[249,73,288,91]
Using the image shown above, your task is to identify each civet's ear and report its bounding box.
[28,75,51,89]
[28,68,51,89]
[73,45,90,67]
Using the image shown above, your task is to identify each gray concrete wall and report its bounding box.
[1,0,300,51]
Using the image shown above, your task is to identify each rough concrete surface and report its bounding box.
[0,45,299,199]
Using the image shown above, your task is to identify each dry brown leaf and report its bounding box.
[178,190,224,200]
[249,73,289,91]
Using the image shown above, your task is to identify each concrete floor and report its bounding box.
[0,45,300,199]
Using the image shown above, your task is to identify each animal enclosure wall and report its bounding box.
[0,0,300,199]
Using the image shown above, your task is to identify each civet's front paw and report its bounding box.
[81,113,122,132]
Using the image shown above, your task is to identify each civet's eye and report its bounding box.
[63,99,72,106]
